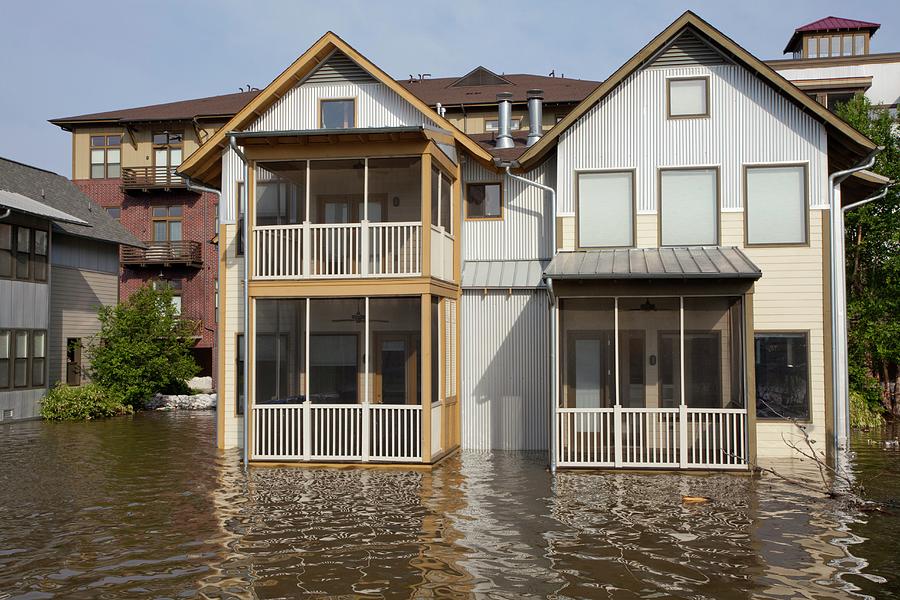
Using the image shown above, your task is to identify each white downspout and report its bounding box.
[504,165,559,471]
[828,150,880,455]
[229,135,251,470]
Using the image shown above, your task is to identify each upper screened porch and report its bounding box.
[237,129,460,285]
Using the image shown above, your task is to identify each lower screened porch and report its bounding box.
[247,295,458,464]
[556,294,754,470]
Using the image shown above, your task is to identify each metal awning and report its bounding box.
[544,247,762,280]
[462,260,548,289]
[0,189,88,225]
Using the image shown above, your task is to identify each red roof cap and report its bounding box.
[784,16,880,54]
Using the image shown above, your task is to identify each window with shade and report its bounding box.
[577,170,634,248]
[465,182,502,219]
[90,134,122,179]
[320,99,355,129]
[745,165,807,245]
[667,77,709,118]
[660,168,718,246]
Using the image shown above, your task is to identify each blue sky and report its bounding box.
[1,0,897,176]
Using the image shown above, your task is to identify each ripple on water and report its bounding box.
[0,413,898,599]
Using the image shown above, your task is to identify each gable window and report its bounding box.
[465,182,502,219]
[152,131,184,170]
[152,206,183,242]
[660,168,718,246]
[667,77,709,118]
[90,134,122,179]
[320,99,355,129]
[577,170,634,247]
[745,165,807,245]
[755,332,810,420]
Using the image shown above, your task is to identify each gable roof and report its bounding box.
[399,72,599,107]
[0,157,141,247]
[784,16,880,54]
[515,11,877,171]
[179,32,496,186]
[450,66,512,87]
[50,91,259,130]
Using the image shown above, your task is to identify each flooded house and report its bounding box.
[0,158,140,421]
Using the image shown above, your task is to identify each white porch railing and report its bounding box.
[430,401,442,456]
[251,221,423,280]
[556,406,748,470]
[251,403,423,463]
[429,225,454,282]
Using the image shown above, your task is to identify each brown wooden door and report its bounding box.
[66,338,82,386]
[374,333,419,405]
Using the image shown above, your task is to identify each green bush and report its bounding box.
[40,383,132,421]
[850,389,885,430]
[87,284,200,408]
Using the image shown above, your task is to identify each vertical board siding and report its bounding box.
[462,156,555,261]
[0,280,49,329]
[461,290,549,450]
[248,81,436,133]
[220,147,244,225]
[557,63,828,214]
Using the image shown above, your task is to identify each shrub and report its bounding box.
[87,284,200,409]
[40,383,132,421]
[850,389,885,430]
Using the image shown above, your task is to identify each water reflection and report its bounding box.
[0,412,897,599]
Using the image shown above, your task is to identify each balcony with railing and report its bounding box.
[121,240,202,267]
[121,166,186,191]
[249,157,455,282]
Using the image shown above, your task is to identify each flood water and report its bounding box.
[0,412,898,599]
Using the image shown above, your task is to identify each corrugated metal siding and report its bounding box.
[648,29,729,68]
[0,279,48,329]
[0,389,44,422]
[461,290,549,450]
[51,234,118,274]
[306,50,376,84]
[557,63,828,214]
[248,81,436,133]
[462,156,555,261]
[544,246,762,279]
[220,147,244,225]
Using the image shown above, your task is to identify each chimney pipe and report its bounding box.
[526,89,544,147]
[495,92,514,149]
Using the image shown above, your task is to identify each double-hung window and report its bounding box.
[90,134,122,179]
[577,171,634,247]
[152,206,183,242]
[0,330,47,390]
[0,224,48,283]
[660,168,718,246]
[745,165,807,245]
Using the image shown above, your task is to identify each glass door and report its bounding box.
[375,333,419,405]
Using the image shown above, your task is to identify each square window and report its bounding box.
[755,332,809,420]
[320,99,355,129]
[577,171,634,247]
[660,168,718,246]
[746,165,806,245]
[465,183,502,219]
[668,78,708,118]
[90,136,106,147]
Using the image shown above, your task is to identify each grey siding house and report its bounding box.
[0,157,139,422]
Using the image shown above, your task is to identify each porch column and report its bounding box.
[679,296,688,468]
[302,161,311,278]
[613,297,623,468]
[421,154,432,279]
[744,291,757,467]
[362,297,371,461]
[361,159,370,277]
[302,298,311,460]
[421,293,433,463]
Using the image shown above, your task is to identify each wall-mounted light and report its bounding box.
[392,196,400,207]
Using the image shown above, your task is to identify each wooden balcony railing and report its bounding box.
[121,166,185,190]
[121,241,202,267]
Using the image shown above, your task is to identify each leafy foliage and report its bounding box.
[849,390,885,430]
[836,95,900,419]
[87,284,200,409]
[40,383,132,421]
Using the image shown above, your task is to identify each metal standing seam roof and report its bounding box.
[543,247,762,280]
[462,260,548,289]
[0,190,87,225]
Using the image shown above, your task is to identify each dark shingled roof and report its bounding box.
[49,91,261,128]
[398,72,600,107]
[0,157,141,247]
[544,248,762,280]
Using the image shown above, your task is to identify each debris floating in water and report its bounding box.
[682,496,711,504]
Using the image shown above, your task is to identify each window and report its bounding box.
[152,131,183,169]
[465,183,502,219]
[485,117,522,132]
[431,167,453,233]
[153,279,182,315]
[854,34,866,55]
[0,224,11,278]
[236,333,244,415]
[66,338,82,386]
[660,168,718,246]
[106,207,121,220]
[320,99,355,129]
[152,206,183,242]
[745,165,807,245]
[0,331,9,389]
[90,134,122,179]
[33,230,48,282]
[827,92,856,112]
[0,225,48,283]
[755,332,809,420]
[14,331,28,388]
[236,182,245,256]
[16,227,30,279]
[667,77,708,118]
[32,331,45,387]
[577,171,634,247]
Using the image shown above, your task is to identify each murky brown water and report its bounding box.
[0,412,897,599]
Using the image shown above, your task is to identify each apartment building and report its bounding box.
[767,16,900,114]
[167,11,887,470]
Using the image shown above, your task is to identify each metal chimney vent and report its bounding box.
[526,89,544,147]
[495,92,514,150]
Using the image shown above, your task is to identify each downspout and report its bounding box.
[504,164,559,471]
[828,149,881,456]
[0,207,10,220]
[229,135,251,470]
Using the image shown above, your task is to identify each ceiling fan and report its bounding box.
[332,299,389,323]
[626,298,657,312]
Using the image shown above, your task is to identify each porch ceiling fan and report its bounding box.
[332,299,389,323]
[627,298,657,312]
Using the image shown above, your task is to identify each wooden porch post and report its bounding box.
[421,153,432,279]
[421,293,433,463]
[744,291,757,467]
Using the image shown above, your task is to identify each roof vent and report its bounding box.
[495,92,514,150]
[526,89,544,147]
